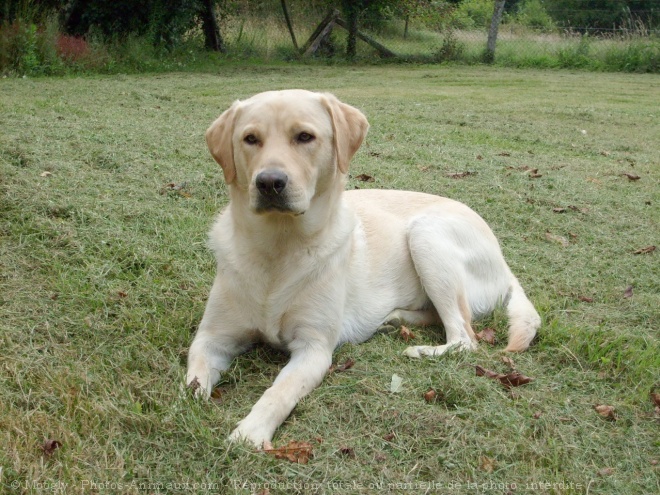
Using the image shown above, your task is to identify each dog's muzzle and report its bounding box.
[255,169,291,213]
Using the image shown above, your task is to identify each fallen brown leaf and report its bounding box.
[446,171,477,179]
[473,365,534,388]
[578,296,594,303]
[594,404,616,420]
[480,456,497,473]
[650,391,660,408]
[552,207,567,213]
[598,467,615,477]
[41,439,62,456]
[423,388,437,403]
[633,245,656,255]
[533,411,542,419]
[623,285,634,298]
[368,151,381,157]
[623,173,640,181]
[355,173,375,182]
[476,155,483,160]
[475,327,496,345]
[329,358,355,373]
[210,387,223,403]
[498,152,511,157]
[263,441,314,464]
[383,433,396,441]
[339,446,356,458]
[545,231,569,247]
[399,326,415,342]
[40,171,53,177]
[528,169,543,179]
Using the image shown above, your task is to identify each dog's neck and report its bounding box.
[228,182,355,259]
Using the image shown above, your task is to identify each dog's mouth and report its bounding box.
[254,198,305,216]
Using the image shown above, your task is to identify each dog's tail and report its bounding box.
[505,277,541,352]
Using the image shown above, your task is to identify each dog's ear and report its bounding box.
[321,94,370,174]
[206,101,240,184]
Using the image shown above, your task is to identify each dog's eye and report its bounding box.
[244,134,258,145]
[296,132,315,143]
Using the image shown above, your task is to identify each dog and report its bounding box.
[186,90,541,447]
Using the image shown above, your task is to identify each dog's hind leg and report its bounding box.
[402,217,478,358]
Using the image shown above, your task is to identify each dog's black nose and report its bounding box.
[256,170,288,196]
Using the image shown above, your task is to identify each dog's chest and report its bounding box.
[224,248,333,346]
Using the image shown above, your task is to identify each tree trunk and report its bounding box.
[343,1,359,59]
[200,0,226,53]
[485,0,506,63]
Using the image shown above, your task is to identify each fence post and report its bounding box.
[485,0,506,63]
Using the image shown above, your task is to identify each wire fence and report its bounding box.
[217,2,659,71]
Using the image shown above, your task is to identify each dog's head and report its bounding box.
[206,90,369,216]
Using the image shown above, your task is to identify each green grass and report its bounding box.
[1,66,658,494]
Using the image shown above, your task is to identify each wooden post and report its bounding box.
[280,0,298,51]
[485,0,506,63]
[300,9,340,54]
[335,17,396,58]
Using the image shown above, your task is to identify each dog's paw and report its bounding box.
[228,424,272,448]
[403,342,475,358]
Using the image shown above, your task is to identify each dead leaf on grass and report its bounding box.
[623,285,634,298]
[650,391,660,408]
[622,173,640,181]
[40,171,53,177]
[475,327,496,345]
[339,446,356,458]
[533,411,542,419]
[528,169,543,179]
[578,296,594,303]
[479,456,497,473]
[594,404,616,420]
[423,388,437,403]
[473,365,534,388]
[263,441,314,464]
[383,432,396,442]
[329,358,355,373]
[399,325,415,342]
[41,439,62,456]
[633,245,656,255]
[598,467,615,477]
[552,207,567,213]
[545,231,569,247]
[497,152,511,157]
[355,173,375,182]
[446,171,477,179]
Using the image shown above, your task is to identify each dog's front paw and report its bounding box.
[185,373,212,399]
[403,341,475,358]
[228,422,273,448]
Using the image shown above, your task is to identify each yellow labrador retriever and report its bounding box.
[186,90,540,446]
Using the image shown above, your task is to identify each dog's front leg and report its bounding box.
[229,341,333,447]
[186,279,254,397]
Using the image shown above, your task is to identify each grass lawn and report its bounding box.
[1,65,658,494]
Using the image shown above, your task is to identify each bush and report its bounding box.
[0,18,64,76]
[450,0,493,30]
[510,0,556,32]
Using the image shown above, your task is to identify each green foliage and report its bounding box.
[450,0,493,29]
[546,0,660,32]
[509,0,556,32]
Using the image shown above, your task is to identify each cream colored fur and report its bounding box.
[186,90,541,446]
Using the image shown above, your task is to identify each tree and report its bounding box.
[485,0,505,63]
[546,0,659,32]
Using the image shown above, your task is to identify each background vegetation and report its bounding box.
[1,65,658,494]
[1,0,658,74]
